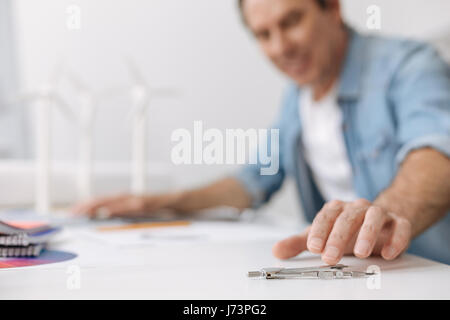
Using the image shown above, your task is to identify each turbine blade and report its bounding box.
[124,56,147,86]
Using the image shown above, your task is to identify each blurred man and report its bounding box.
[73,0,450,264]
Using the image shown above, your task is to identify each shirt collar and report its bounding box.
[337,26,367,101]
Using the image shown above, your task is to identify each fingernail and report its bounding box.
[308,237,323,251]
[384,246,397,259]
[355,239,371,256]
[323,246,340,261]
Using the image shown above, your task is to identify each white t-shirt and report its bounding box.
[299,85,358,202]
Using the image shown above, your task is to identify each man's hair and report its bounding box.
[238,0,328,12]
[238,0,328,25]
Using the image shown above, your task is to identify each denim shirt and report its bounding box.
[233,28,450,264]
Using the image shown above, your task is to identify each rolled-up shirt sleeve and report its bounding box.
[230,87,294,209]
[389,43,450,166]
[232,155,285,209]
[231,127,286,209]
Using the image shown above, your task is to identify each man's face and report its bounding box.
[242,0,343,87]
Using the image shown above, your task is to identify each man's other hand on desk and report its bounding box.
[272,199,412,265]
[70,177,252,218]
[70,193,184,218]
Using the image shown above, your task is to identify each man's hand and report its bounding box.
[71,192,183,218]
[273,149,449,265]
[70,177,252,218]
[272,199,412,265]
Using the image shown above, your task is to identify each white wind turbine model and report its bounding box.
[64,71,97,202]
[11,72,73,215]
[126,59,179,195]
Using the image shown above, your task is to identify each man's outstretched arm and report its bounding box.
[374,148,450,238]
[166,177,253,213]
[273,148,450,264]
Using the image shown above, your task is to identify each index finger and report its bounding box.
[307,200,344,254]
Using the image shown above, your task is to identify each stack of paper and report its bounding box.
[0,220,61,257]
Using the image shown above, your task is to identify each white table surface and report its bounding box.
[0,217,449,300]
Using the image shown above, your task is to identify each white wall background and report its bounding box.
[0,0,27,158]
[6,0,450,223]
